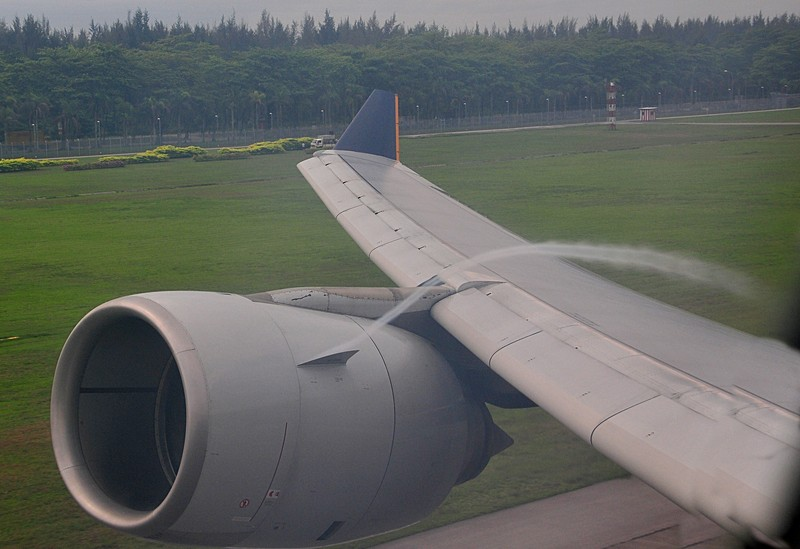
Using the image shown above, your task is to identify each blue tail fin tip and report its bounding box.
[335,90,397,160]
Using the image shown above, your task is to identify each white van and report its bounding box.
[310,135,337,149]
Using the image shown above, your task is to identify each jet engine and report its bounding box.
[51,291,508,547]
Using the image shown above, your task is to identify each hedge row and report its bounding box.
[98,151,169,164]
[39,158,79,167]
[63,160,126,171]
[0,158,40,172]
[1,139,310,173]
[0,157,79,173]
[96,145,205,165]
[218,143,280,156]
[193,152,249,162]
[274,137,314,151]
[217,137,314,157]
[151,145,206,158]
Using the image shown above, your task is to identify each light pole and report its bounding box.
[415,104,419,126]
[321,109,325,127]
[545,97,550,123]
[658,91,662,108]
[724,69,733,99]
[95,120,100,149]
[269,112,273,130]
[214,114,218,141]
[505,99,510,118]
[31,123,37,153]
[157,117,161,145]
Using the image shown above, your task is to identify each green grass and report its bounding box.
[2,111,799,548]
[660,106,800,123]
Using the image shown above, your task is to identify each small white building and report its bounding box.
[639,107,657,121]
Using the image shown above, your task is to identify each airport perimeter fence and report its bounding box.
[0,124,317,160]
[401,96,796,135]
[2,96,796,160]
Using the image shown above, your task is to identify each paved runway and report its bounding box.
[376,477,737,548]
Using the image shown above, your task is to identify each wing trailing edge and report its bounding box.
[299,91,800,545]
[334,89,400,161]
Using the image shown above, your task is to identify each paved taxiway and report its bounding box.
[377,477,736,548]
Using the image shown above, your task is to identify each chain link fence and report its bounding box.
[2,96,797,160]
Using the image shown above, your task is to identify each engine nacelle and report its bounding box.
[51,291,502,547]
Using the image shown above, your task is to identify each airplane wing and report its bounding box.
[298,90,800,542]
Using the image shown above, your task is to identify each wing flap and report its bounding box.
[594,395,797,537]
[430,285,659,440]
[431,278,800,538]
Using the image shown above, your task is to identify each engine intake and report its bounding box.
[51,291,506,547]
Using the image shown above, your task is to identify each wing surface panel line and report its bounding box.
[302,151,800,447]
[587,393,660,446]
[298,139,800,542]
[504,281,799,444]
[300,153,485,287]
[433,286,799,538]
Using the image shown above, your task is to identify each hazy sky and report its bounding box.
[4,0,797,32]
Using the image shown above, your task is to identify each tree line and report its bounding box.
[1,10,798,142]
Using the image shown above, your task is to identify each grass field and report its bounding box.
[2,110,799,548]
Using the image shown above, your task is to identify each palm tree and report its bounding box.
[249,90,266,138]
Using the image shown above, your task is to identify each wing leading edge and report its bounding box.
[297,90,800,542]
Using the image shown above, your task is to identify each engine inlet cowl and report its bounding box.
[52,291,505,547]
